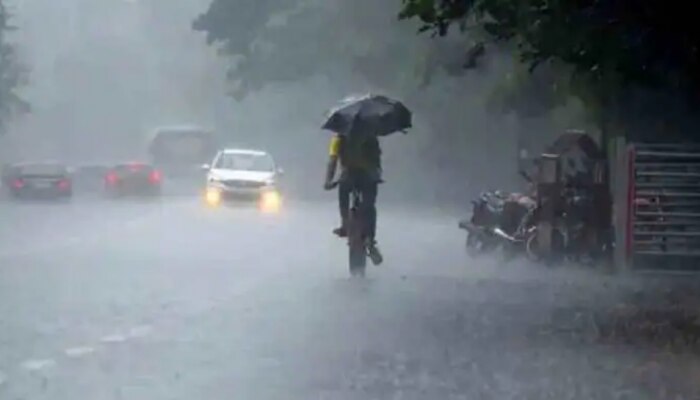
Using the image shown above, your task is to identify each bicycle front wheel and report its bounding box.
[347,207,366,276]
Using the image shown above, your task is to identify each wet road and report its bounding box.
[0,195,699,399]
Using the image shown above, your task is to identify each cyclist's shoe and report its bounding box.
[367,240,383,265]
[333,226,348,237]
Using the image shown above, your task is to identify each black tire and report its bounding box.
[347,208,366,277]
[526,229,566,265]
[466,232,483,257]
[466,231,498,257]
[525,232,541,262]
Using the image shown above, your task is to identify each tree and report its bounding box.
[0,1,28,133]
[191,0,601,136]
[399,0,700,140]
[192,0,434,100]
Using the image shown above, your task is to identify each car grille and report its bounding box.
[222,179,265,189]
[223,191,259,201]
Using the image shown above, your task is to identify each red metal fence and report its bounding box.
[619,143,700,271]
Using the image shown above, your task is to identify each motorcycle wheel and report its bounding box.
[525,232,542,262]
[466,232,493,256]
[525,229,566,265]
[465,233,481,256]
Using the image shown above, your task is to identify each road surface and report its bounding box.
[0,195,699,399]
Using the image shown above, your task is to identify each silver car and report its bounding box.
[202,149,283,211]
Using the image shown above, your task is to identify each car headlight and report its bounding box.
[204,186,222,206]
[259,189,281,213]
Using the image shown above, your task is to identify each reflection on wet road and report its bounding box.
[0,197,698,399]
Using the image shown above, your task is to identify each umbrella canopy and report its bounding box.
[322,94,412,137]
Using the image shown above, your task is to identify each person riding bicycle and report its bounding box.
[323,131,383,263]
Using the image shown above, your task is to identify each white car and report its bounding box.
[203,148,283,211]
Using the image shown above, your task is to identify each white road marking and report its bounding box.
[20,359,56,371]
[64,346,96,358]
[127,325,152,338]
[100,334,127,344]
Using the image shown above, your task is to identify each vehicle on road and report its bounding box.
[329,180,383,277]
[459,190,508,256]
[1,162,73,200]
[459,190,536,259]
[523,188,604,265]
[203,148,283,212]
[147,126,218,181]
[104,162,163,198]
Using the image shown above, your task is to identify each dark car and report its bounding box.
[105,162,162,197]
[2,162,73,200]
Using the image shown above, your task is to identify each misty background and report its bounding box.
[1,0,592,205]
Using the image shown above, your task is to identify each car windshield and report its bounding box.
[215,152,275,172]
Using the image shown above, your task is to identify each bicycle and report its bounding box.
[329,181,381,277]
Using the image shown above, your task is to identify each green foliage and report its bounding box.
[0,1,28,133]
[399,0,700,121]
[192,0,279,54]
[193,0,427,100]
[486,60,570,117]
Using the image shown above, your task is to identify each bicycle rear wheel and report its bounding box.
[347,206,367,276]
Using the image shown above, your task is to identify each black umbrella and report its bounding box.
[322,94,412,137]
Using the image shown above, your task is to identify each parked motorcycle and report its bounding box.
[458,190,506,256]
[522,188,603,265]
[459,190,536,258]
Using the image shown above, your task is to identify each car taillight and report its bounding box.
[106,172,119,185]
[57,179,70,190]
[12,179,24,189]
[148,170,162,184]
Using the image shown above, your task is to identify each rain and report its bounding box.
[0,0,699,399]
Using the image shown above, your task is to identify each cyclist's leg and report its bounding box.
[360,177,382,264]
[360,177,378,241]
